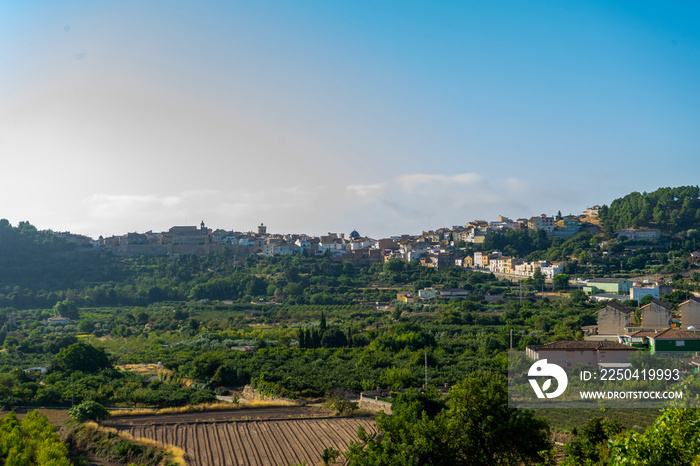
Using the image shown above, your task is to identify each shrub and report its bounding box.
[69,401,110,423]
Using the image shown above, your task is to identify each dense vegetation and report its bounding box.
[0,411,70,465]
[2,186,700,463]
[599,186,700,232]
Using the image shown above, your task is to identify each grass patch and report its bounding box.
[109,399,301,417]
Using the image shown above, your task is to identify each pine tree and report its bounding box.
[320,311,327,333]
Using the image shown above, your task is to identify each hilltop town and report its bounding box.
[53,204,665,274]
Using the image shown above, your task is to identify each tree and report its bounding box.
[320,311,327,333]
[609,408,700,465]
[563,417,623,465]
[552,273,569,291]
[323,387,358,415]
[322,447,341,465]
[383,259,404,273]
[345,372,552,465]
[532,268,545,293]
[0,411,71,465]
[69,400,110,422]
[53,299,79,320]
[51,342,111,373]
[321,328,348,348]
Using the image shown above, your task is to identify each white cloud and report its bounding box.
[346,182,387,200]
[396,172,485,192]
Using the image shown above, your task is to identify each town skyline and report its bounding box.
[21,203,597,240]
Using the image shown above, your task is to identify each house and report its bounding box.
[552,217,581,238]
[584,278,633,295]
[541,263,564,279]
[596,302,634,335]
[25,366,48,373]
[457,256,474,268]
[439,289,470,299]
[41,316,71,324]
[630,284,660,303]
[375,238,399,250]
[680,296,700,329]
[419,252,454,270]
[584,205,601,217]
[528,214,555,234]
[590,294,631,303]
[418,287,438,299]
[396,291,415,303]
[489,256,514,273]
[515,260,564,279]
[615,228,662,242]
[466,228,490,244]
[473,250,501,270]
[502,257,524,274]
[640,298,674,329]
[621,328,700,357]
[526,340,637,368]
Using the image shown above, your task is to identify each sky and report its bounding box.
[2,1,700,239]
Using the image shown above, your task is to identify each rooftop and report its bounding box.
[625,328,700,340]
[534,340,635,351]
[597,301,634,315]
[640,298,674,310]
[587,278,630,284]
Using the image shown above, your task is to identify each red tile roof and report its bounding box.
[625,328,700,340]
[536,340,635,351]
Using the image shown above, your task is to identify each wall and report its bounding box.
[597,307,631,335]
[681,299,700,328]
[358,394,392,415]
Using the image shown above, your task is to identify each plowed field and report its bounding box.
[109,408,377,466]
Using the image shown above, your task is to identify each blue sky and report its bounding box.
[1,1,699,238]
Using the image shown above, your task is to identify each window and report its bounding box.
[676,340,685,347]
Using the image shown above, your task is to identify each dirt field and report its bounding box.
[107,407,377,466]
[0,408,71,426]
[106,406,333,426]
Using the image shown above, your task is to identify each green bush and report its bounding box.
[69,400,110,422]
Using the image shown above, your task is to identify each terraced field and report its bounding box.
[116,417,377,466]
